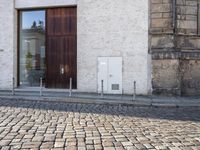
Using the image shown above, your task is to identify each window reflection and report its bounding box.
[19,10,45,86]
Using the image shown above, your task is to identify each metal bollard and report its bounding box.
[69,78,72,97]
[101,80,104,98]
[40,77,43,96]
[12,77,15,96]
[133,81,136,100]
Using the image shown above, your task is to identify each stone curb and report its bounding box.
[0,95,200,108]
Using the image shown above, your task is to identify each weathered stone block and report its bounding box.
[177,20,197,29]
[181,60,200,95]
[151,35,174,49]
[152,59,180,94]
[151,19,172,28]
[151,4,172,13]
[177,37,200,49]
[151,0,162,4]
[151,13,162,19]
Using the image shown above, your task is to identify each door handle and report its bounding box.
[60,67,64,75]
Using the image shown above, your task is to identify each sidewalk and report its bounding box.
[0,89,200,108]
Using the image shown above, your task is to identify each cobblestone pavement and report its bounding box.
[0,99,200,150]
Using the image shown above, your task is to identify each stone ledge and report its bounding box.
[152,51,181,59]
[152,51,200,59]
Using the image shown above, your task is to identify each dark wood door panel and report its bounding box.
[62,8,77,35]
[46,37,62,88]
[47,8,62,36]
[46,7,77,89]
[63,36,77,88]
[47,8,77,36]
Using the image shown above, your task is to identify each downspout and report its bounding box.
[197,3,199,35]
[172,0,177,34]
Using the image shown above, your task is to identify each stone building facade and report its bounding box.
[1,0,200,96]
[0,0,151,95]
[150,0,200,95]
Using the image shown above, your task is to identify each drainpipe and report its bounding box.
[197,3,200,35]
[172,0,177,33]
[172,0,177,51]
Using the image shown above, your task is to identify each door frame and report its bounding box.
[17,7,77,88]
[17,8,46,87]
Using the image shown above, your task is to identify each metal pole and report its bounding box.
[101,80,104,98]
[69,78,72,97]
[40,77,43,96]
[133,81,136,100]
[12,77,15,96]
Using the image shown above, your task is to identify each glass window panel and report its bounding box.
[19,10,45,87]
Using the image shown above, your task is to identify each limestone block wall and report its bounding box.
[150,0,200,95]
[0,0,15,89]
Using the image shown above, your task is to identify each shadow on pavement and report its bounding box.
[0,98,199,122]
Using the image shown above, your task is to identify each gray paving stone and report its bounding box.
[0,99,199,149]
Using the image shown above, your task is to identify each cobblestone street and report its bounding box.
[0,99,200,150]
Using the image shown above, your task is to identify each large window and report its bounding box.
[19,10,45,86]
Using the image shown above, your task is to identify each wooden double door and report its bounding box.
[46,7,77,89]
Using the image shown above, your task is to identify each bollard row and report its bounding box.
[11,77,136,100]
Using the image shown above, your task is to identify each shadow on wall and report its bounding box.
[0,99,199,122]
